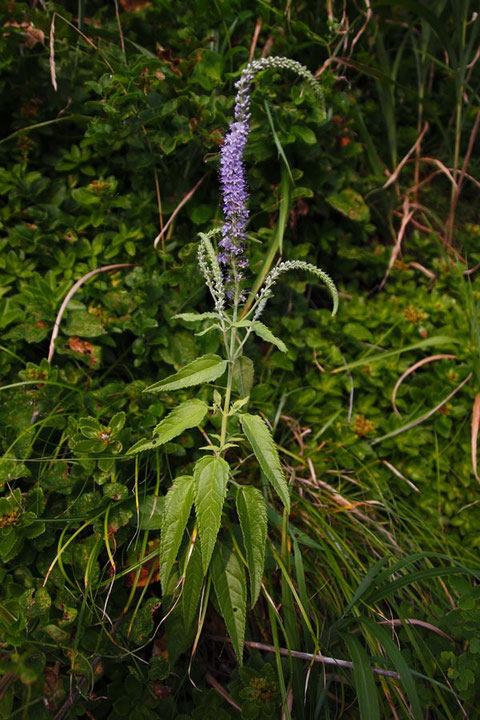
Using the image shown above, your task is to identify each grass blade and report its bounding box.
[342,634,380,720]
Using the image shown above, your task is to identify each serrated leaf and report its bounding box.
[173,312,220,322]
[160,476,194,591]
[236,487,267,607]
[252,322,288,353]
[126,436,161,455]
[211,543,247,664]
[233,356,254,398]
[195,324,221,336]
[154,399,208,441]
[182,543,204,630]
[109,411,126,435]
[241,414,290,512]
[343,634,380,720]
[127,399,208,454]
[145,355,227,393]
[193,456,229,573]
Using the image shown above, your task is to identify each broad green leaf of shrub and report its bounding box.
[145,354,227,392]
[241,414,290,512]
[160,475,194,591]
[236,486,267,607]
[252,322,288,353]
[211,543,247,664]
[64,310,105,337]
[127,399,208,454]
[193,456,229,573]
[326,188,370,222]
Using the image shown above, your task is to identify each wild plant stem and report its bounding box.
[220,293,239,451]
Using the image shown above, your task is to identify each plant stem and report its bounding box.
[220,288,239,451]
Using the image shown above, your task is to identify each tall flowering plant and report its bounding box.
[127,58,338,663]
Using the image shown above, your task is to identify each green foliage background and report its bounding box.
[0,0,480,718]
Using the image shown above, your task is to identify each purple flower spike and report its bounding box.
[219,120,249,276]
[217,57,326,297]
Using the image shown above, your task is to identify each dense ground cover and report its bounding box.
[0,1,479,717]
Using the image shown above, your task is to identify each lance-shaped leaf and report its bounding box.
[194,455,229,573]
[232,356,254,398]
[182,543,204,630]
[127,436,162,455]
[241,414,290,512]
[211,543,247,664]
[126,399,208,454]
[160,476,194,591]
[252,322,288,353]
[173,312,220,322]
[236,486,267,607]
[145,354,227,393]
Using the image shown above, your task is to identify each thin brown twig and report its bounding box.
[249,17,262,61]
[379,197,414,291]
[208,636,402,679]
[49,13,57,91]
[47,264,133,363]
[113,0,126,55]
[381,123,429,191]
[205,672,242,712]
[372,373,472,445]
[448,107,480,229]
[260,34,274,58]
[350,0,372,53]
[391,354,457,416]
[153,173,208,249]
[382,460,420,493]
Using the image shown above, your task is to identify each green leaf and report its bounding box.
[152,399,207,440]
[236,487,267,607]
[241,414,290,512]
[333,336,460,373]
[193,456,229,573]
[326,189,370,223]
[173,312,220,322]
[126,436,161,455]
[360,619,423,720]
[136,495,165,530]
[342,635,380,720]
[109,411,126,435]
[182,543,204,630]
[160,476,194,591]
[292,125,317,144]
[232,356,254,398]
[252,322,288,353]
[211,543,247,664]
[127,399,208,455]
[145,354,227,393]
